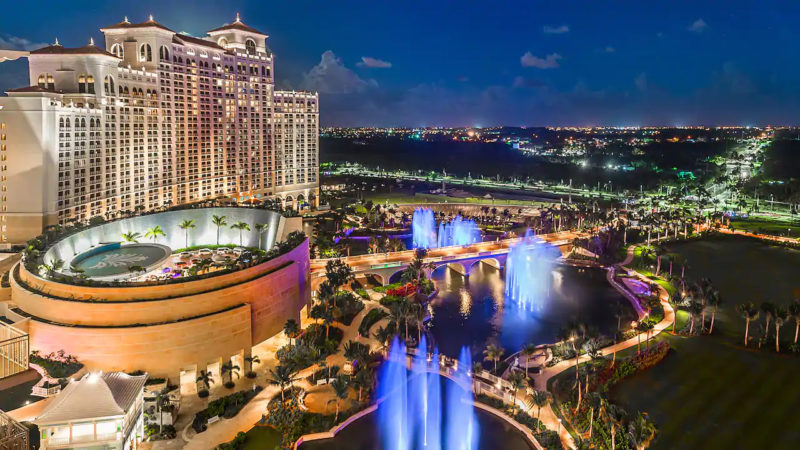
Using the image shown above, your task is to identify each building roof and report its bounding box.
[208,17,267,36]
[30,44,118,58]
[34,372,147,425]
[173,34,227,51]
[101,18,174,33]
[6,86,63,94]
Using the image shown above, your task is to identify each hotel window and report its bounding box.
[245,39,256,55]
[140,43,153,62]
[110,43,124,58]
[159,46,170,61]
[104,76,115,96]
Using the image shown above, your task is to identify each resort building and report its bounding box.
[0,14,319,244]
[34,371,147,450]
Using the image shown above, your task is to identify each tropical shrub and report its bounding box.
[358,308,389,337]
[30,350,83,378]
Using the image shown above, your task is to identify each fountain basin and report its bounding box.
[297,376,536,450]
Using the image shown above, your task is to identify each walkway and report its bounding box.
[523,248,675,449]
[170,294,388,449]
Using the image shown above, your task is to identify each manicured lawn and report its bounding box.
[730,219,800,238]
[610,333,800,449]
[241,426,282,450]
[609,236,800,449]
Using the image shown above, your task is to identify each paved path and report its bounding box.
[173,295,387,449]
[522,250,675,449]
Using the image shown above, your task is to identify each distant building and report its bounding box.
[34,371,147,450]
[0,14,319,244]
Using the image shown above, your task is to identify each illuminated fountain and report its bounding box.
[437,215,481,248]
[377,336,478,450]
[412,208,438,249]
[504,229,560,311]
[412,207,481,249]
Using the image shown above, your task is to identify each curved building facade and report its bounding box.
[8,208,311,381]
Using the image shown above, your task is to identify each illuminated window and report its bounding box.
[104,76,115,96]
[111,43,124,58]
[140,43,152,62]
[245,39,256,55]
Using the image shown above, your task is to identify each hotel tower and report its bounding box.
[0,14,319,244]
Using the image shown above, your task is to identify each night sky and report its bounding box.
[2,0,800,127]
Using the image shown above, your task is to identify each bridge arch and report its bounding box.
[359,272,388,287]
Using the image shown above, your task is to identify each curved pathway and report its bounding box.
[523,248,675,449]
[174,296,388,449]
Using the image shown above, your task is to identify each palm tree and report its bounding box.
[521,343,538,378]
[483,344,504,374]
[789,300,800,344]
[196,370,213,393]
[774,306,789,352]
[411,302,426,342]
[268,365,299,402]
[255,223,269,250]
[178,219,196,248]
[372,325,395,349]
[586,392,603,440]
[527,390,551,432]
[353,366,373,402]
[389,299,412,339]
[144,225,166,243]
[687,300,704,335]
[603,403,628,450]
[212,214,228,245]
[707,291,722,334]
[629,412,656,450]
[121,231,141,243]
[283,319,300,347]
[328,377,349,422]
[507,371,527,407]
[221,360,240,388]
[230,221,250,246]
[737,302,760,346]
[760,301,776,339]
[244,355,260,378]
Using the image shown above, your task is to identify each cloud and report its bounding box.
[302,50,377,94]
[520,52,562,69]
[542,25,569,34]
[512,76,546,89]
[688,18,708,33]
[0,34,48,51]
[456,76,469,82]
[356,56,392,69]
[604,46,615,53]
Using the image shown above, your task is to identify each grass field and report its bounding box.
[241,426,282,450]
[730,219,800,238]
[608,236,800,449]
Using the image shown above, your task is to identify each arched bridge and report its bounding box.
[311,230,585,288]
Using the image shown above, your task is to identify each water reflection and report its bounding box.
[427,263,635,361]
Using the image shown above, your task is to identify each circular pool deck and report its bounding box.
[71,243,171,280]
